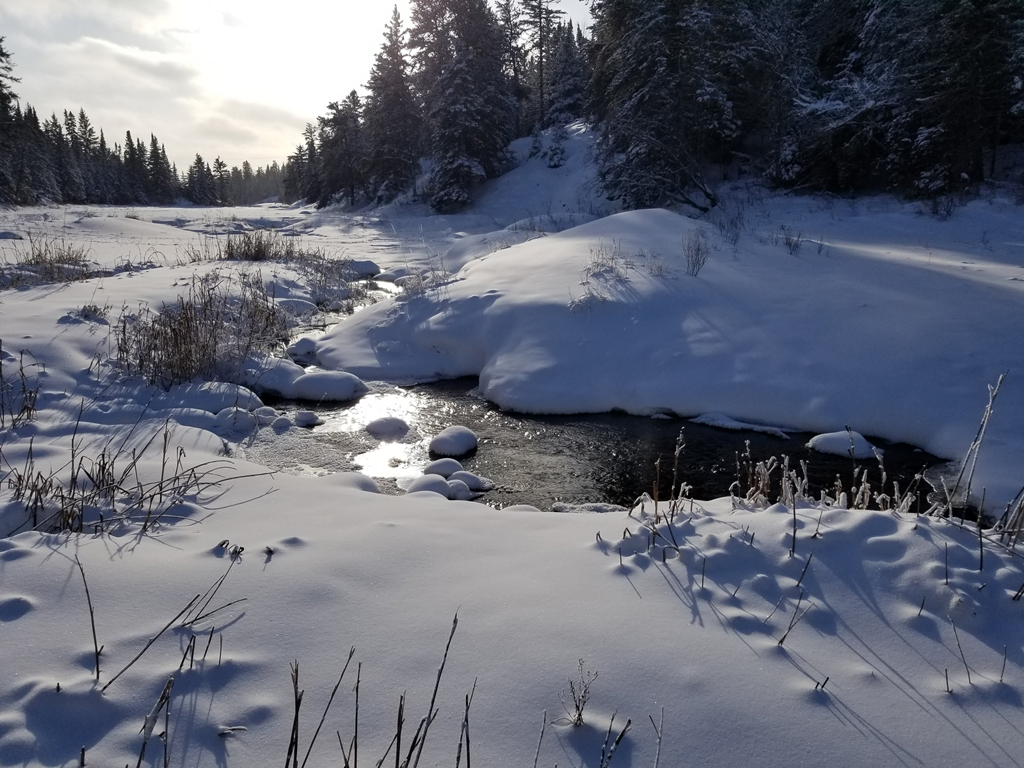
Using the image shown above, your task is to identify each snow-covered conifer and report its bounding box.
[365,6,421,203]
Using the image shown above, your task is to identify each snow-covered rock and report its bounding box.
[294,410,322,428]
[405,474,452,497]
[448,470,494,492]
[429,426,478,457]
[239,355,304,398]
[808,430,878,460]
[446,479,476,501]
[365,417,410,441]
[215,407,258,434]
[289,371,368,403]
[423,458,464,478]
[287,337,318,365]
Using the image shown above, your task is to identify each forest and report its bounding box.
[284,0,1024,213]
[2,0,1024,211]
[0,38,283,207]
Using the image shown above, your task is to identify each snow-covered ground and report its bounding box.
[1,128,1023,767]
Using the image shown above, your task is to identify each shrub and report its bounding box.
[684,229,710,276]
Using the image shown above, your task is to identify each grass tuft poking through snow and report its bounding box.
[114,270,289,387]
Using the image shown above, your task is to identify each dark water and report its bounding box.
[248,378,943,511]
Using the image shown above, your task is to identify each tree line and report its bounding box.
[289,0,1024,213]
[283,0,589,210]
[0,37,284,207]
[5,0,1023,212]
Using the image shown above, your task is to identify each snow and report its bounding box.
[0,131,1023,767]
[428,426,479,457]
[405,473,454,497]
[293,410,322,427]
[449,470,495,492]
[364,416,410,441]
[289,370,368,403]
[691,412,792,439]
[808,430,879,460]
[315,201,1024,507]
[423,458,465,478]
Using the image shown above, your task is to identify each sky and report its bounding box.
[0,0,592,170]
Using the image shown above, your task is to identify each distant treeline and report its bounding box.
[0,38,283,207]
[287,0,1024,213]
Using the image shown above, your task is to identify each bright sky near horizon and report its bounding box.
[0,0,592,170]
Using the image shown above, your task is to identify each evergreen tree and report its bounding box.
[364,7,422,203]
[521,0,563,130]
[147,135,177,203]
[317,91,367,208]
[0,39,21,201]
[546,22,587,125]
[496,0,530,136]
[413,0,517,212]
[590,0,733,211]
[213,156,230,204]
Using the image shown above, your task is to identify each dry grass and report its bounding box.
[0,235,94,289]
[113,270,289,388]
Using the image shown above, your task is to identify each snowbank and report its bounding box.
[317,207,1024,506]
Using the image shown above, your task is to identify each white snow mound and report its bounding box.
[365,417,410,441]
[808,430,879,459]
[429,426,478,457]
[424,458,464,478]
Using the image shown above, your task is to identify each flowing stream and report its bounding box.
[242,378,943,512]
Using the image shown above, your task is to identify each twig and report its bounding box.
[599,712,631,768]
[103,595,199,692]
[455,679,477,768]
[201,627,215,664]
[1000,645,1007,684]
[795,553,813,589]
[649,708,664,768]
[285,662,303,768]
[532,711,546,768]
[949,618,972,685]
[188,597,248,625]
[300,647,356,768]
[135,676,174,768]
[411,612,459,768]
[73,556,102,682]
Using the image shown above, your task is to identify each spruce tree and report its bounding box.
[546,23,587,125]
[413,0,517,212]
[317,91,367,208]
[0,38,21,202]
[590,0,730,211]
[364,6,421,203]
[213,157,230,204]
[521,0,563,130]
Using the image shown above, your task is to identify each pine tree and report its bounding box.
[496,0,530,136]
[0,37,21,202]
[590,0,732,211]
[364,6,421,203]
[521,0,563,130]
[213,157,230,204]
[317,91,367,208]
[413,0,517,212]
[546,22,587,125]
